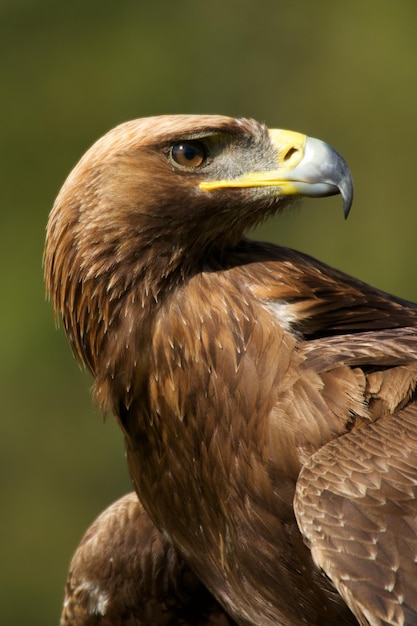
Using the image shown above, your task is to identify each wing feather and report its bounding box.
[295,406,417,626]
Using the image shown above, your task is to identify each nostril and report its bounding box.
[283,147,299,162]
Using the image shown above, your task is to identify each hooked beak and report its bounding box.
[199,128,353,218]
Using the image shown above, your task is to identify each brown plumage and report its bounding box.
[45,115,417,626]
[60,492,236,626]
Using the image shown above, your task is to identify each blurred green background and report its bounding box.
[2,0,417,623]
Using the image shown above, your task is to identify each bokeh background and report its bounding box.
[2,1,417,623]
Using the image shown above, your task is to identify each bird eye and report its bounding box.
[171,141,207,168]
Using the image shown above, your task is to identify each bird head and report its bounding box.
[47,114,352,276]
[44,115,352,373]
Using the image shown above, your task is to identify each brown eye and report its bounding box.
[171,141,207,168]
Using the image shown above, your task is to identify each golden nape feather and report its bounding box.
[45,115,417,626]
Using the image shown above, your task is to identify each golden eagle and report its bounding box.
[45,115,417,625]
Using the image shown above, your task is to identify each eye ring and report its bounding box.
[171,141,208,169]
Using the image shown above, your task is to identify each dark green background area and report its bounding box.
[2,1,417,623]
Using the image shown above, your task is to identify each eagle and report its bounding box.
[45,115,417,626]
